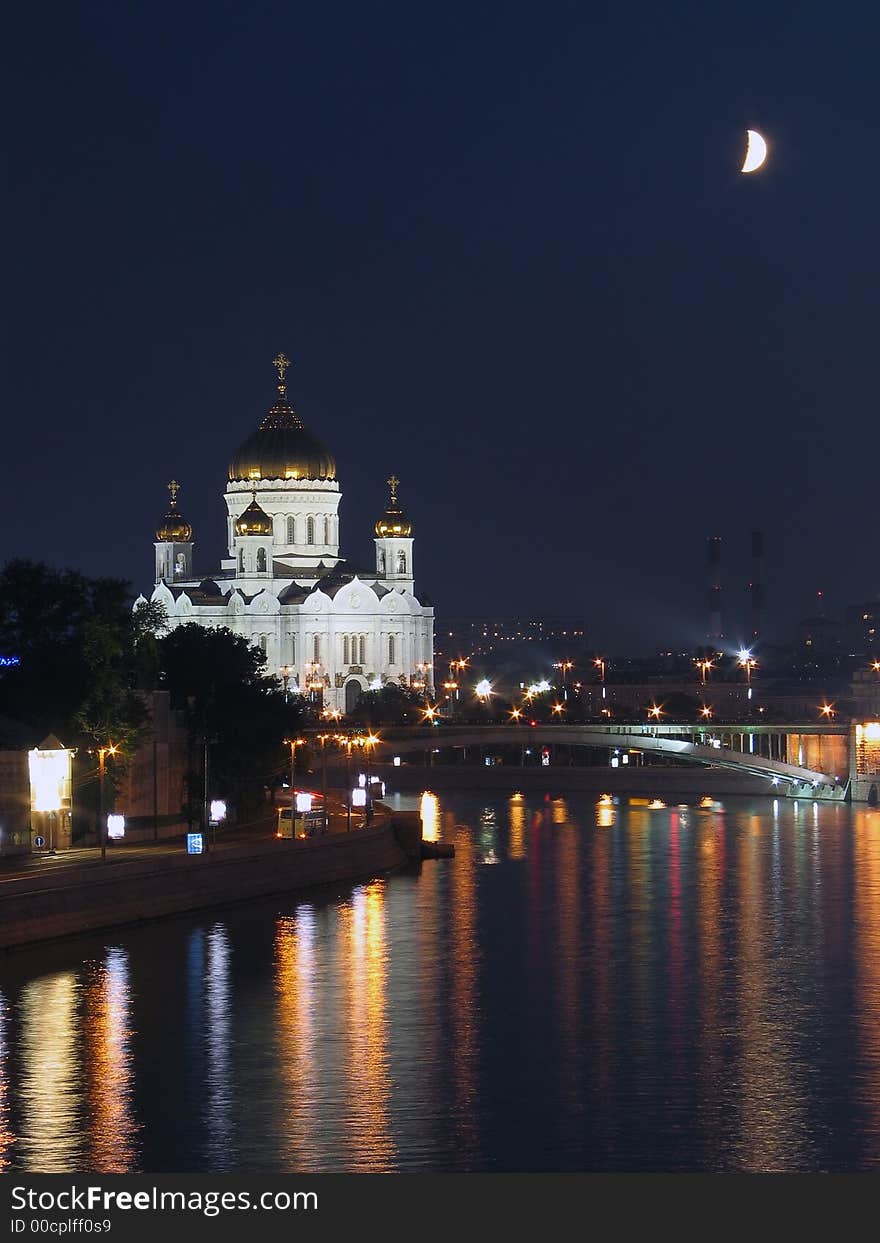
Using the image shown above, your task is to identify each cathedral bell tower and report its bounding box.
[374,475,414,588]
[154,480,194,584]
[234,488,274,578]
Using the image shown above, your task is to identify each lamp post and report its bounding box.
[318,732,330,830]
[286,737,297,838]
[97,743,118,863]
[738,649,757,686]
[554,660,573,700]
[696,658,714,686]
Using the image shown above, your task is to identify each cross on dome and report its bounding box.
[273,352,291,396]
[168,479,181,505]
[387,475,400,506]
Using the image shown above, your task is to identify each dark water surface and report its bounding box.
[3,791,880,1173]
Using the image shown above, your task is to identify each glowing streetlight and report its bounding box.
[695,658,714,685]
[509,707,523,722]
[737,649,757,685]
[819,703,835,719]
[551,702,565,716]
[648,705,663,721]
[97,743,119,862]
[872,660,880,673]
[594,657,605,682]
[475,679,492,700]
[700,705,713,720]
[422,704,439,723]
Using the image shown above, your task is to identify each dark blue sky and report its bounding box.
[4,1,877,650]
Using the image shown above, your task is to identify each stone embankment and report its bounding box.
[1,809,421,951]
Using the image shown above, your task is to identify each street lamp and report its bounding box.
[696,658,714,686]
[648,705,663,721]
[97,743,118,862]
[553,660,573,700]
[285,737,305,837]
[738,649,757,685]
[819,703,835,719]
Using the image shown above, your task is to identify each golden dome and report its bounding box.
[235,490,273,537]
[228,354,336,482]
[374,474,413,538]
[156,480,193,542]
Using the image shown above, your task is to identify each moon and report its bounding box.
[741,129,768,173]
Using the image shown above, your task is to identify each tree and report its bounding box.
[157,624,306,817]
[0,559,148,744]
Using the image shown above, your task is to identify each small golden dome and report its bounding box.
[235,490,273,537]
[156,480,193,542]
[374,474,413,538]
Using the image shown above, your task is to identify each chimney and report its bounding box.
[707,536,722,640]
[750,530,765,639]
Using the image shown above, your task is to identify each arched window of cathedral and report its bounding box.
[259,635,268,654]
[307,516,315,545]
[239,549,245,573]
[377,548,385,574]
[313,634,320,663]
[388,635,396,665]
[359,635,366,664]
[287,515,296,544]
[397,551,407,575]
[343,635,350,665]
[256,547,267,572]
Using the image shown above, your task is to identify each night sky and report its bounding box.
[5,1,878,651]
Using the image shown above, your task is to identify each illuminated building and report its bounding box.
[139,356,434,713]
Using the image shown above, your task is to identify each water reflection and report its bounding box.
[341,883,396,1171]
[0,990,12,1171]
[275,906,320,1171]
[5,795,880,1171]
[18,972,82,1172]
[83,948,138,1173]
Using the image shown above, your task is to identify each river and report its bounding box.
[2,790,880,1172]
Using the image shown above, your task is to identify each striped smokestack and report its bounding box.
[707,536,722,640]
[750,530,765,639]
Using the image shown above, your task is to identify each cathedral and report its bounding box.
[137,354,435,713]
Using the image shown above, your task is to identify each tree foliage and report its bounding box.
[156,624,306,813]
[0,559,150,747]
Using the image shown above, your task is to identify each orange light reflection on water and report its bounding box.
[84,949,138,1173]
[341,883,396,1171]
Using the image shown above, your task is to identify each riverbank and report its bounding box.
[0,810,421,951]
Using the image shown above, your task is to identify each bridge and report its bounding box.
[362,722,851,800]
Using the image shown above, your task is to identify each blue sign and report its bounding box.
[33,835,45,848]
[0,656,20,667]
[186,833,204,855]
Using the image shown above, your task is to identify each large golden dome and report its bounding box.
[228,354,336,482]
[374,474,413,537]
[156,480,193,542]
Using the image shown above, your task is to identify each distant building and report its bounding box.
[846,601,880,655]
[435,616,586,662]
[139,356,434,713]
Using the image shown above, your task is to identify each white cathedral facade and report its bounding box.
[137,355,435,714]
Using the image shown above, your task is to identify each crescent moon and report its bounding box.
[741,129,767,173]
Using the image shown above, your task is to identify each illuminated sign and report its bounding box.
[187,833,204,854]
[351,788,367,807]
[106,814,126,839]
[295,791,313,813]
[0,655,20,667]
[28,747,72,813]
[209,799,227,824]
